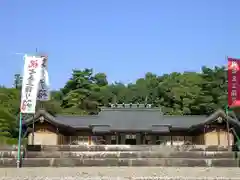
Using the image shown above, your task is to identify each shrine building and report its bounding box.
[24,104,240,146]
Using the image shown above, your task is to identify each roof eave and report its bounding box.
[188,109,240,131]
[25,109,76,130]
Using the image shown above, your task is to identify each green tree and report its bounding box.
[61,69,106,114]
[0,108,17,137]
[0,65,229,137]
[13,73,22,89]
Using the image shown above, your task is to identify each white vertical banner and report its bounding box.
[20,55,43,113]
[37,56,50,101]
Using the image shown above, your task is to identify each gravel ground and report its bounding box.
[0,167,240,179]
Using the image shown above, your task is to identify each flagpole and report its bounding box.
[225,106,231,149]
[16,54,27,168]
[17,112,22,168]
[226,55,231,150]
[32,48,38,145]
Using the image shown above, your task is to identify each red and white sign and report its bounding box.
[20,55,43,113]
[228,57,240,107]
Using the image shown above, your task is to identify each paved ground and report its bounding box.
[0,167,240,179]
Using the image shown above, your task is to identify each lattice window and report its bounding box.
[111,135,116,140]
[126,134,136,139]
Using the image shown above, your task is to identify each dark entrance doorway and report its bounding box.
[125,138,136,145]
[125,134,137,145]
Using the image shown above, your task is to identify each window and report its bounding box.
[93,136,106,144]
[172,136,185,145]
[172,136,184,141]
[111,135,116,140]
[126,134,136,139]
[111,135,117,144]
[185,136,193,142]
[144,135,151,144]
[58,135,65,145]
[75,136,89,144]
[156,136,170,145]
[77,136,88,141]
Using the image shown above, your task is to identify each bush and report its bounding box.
[0,136,27,146]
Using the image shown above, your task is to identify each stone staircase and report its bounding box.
[0,145,240,167]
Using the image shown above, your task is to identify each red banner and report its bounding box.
[228,57,240,107]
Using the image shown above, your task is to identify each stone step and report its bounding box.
[1,167,240,179]
[0,146,24,151]
[0,151,24,158]
[35,145,233,152]
[24,151,240,159]
[0,158,239,167]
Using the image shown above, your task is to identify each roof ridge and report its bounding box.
[163,115,207,117]
[101,108,161,111]
[56,114,99,117]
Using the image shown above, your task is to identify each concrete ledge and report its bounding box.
[40,145,233,152]
[0,151,24,158]
[169,151,238,159]
[24,151,240,159]
[1,167,240,178]
[130,158,207,167]
[0,145,24,151]
[211,159,240,167]
[0,145,233,152]
[0,158,239,167]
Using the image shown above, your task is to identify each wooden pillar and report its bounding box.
[115,132,119,144]
[56,128,59,145]
[32,118,35,145]
[136,133,141,145]
[120,133,125,144]
[88,136,91,145]
[151,135,156,145]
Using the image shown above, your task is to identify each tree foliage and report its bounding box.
[58,66,227,115]
[0,66,228,139]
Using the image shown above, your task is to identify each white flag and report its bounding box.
[37,56,50,101]
[20,55,43,113]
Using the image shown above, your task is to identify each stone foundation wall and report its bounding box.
[0,167,240,179]
[0,145,239,168]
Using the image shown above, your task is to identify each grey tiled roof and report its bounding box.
[92,125,111,133]
[162,116,207,128]
[151,125,170,133]
[96,109,162,131]
[26,108,240,132]
[55,115,98,128]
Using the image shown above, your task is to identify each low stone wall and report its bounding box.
[0,167,240,179]
[36,144,233,151]
[1,158,240,167]
[0,145,239,167]
[0,144,235,152]
[23,151,240,159]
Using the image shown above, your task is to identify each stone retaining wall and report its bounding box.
[0,144,235,151]
[1,158,240,167]
[30,145,234,151]
[0,145,239,167]
[0,167,240,179]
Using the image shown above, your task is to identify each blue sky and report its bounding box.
[0,0,239,90]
